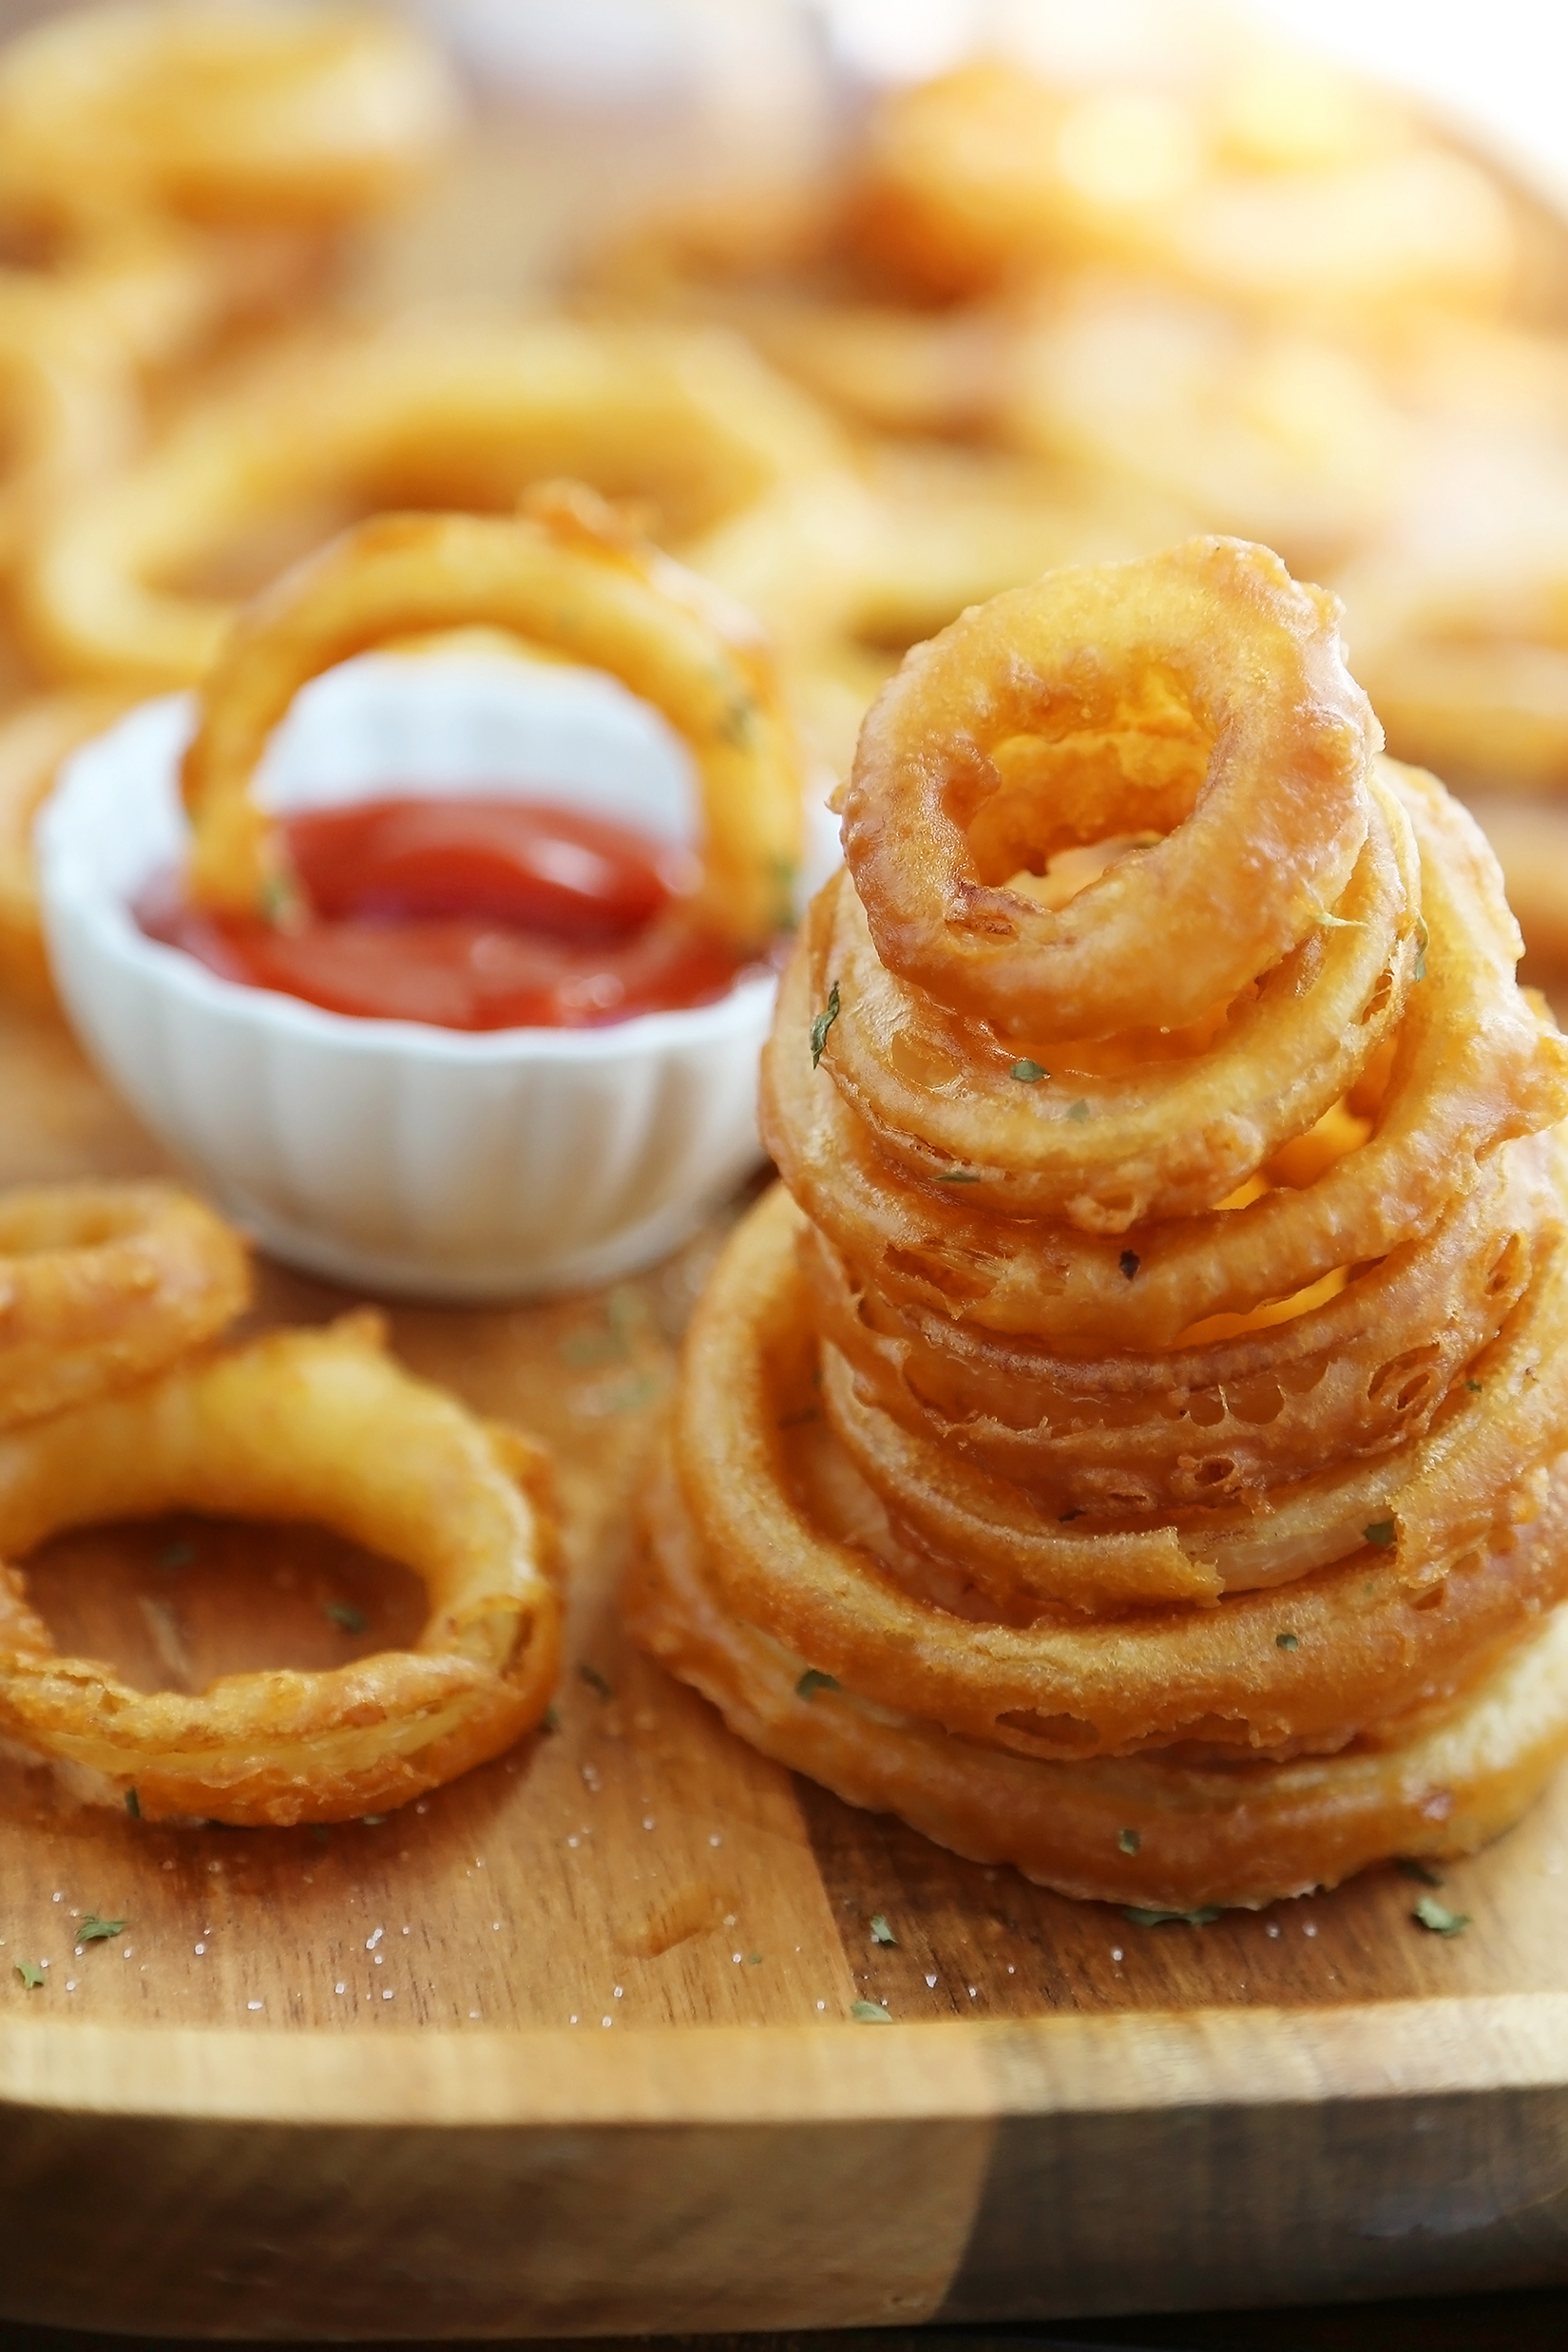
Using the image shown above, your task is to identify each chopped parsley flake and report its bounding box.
[1276,1631,1299,1651]
[1363,1520,1396,1548]
[578,1663,613,1700]
[1122,1904,1224,1928]
[851,1998,892,2023]
[1066,1100,1091,1121]
[540,1704,561,1735]
[1412,918,1429,983]
[810,981,841,1068]
[325,1600,367,1635]
[1009,1059,1048,1083]
[870,1914,897,1945]
[124,1788,141,1820]
[15,1960,44,1990]
[747,1953,763,1965]
[1397,1857,1444,1886]
[1413,1894,1469,1937]
[77,1915,126,1944]
[1119,1250,1139,1280]
[1465,1379,1483,1394]
[1117,1828,1141,1855]
[796,1668,838,1700]
[936,1168,981,1182]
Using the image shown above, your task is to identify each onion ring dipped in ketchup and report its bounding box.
[139,487,805,1031]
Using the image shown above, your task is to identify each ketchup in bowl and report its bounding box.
[137,794,763,1030]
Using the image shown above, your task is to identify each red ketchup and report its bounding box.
[137,794,759,1030]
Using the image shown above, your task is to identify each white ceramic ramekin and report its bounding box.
[39,652,837,1300]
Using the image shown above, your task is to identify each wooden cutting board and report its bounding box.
[3,995,1568,2340]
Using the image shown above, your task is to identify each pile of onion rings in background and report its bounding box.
[628,539,1568,1910]
[0,1180,561,1826]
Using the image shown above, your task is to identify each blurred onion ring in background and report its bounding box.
[0,1312,561,1826]
[0,1180,250,1427]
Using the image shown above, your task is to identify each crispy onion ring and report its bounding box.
[838,539,1380,1042]
[0,1180,250,1427]
[180,496,803,956]
[0,691,135,1004]
[0,1312,560,1826]
[0,284,138,573]
[637,538,1568,1906]
[0,3,455,232]
[20,316,847,689]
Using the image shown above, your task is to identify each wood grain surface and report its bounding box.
[3,994,1568,2336]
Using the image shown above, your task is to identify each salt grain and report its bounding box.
[247,2000,263,2011]
[709,1834,722,1847]
[335,1982,347,1995]
[1111,1948,1123,1961]
[193,1943,205,1955]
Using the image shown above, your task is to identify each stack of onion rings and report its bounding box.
[179,492,803,958]
[629,537,1568,1910]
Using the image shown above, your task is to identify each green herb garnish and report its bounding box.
[1276,1631,1299,1651]
[15,1960,44,1990]
[810,981,841,1068]
[851,1998,892,2023]
[124,1788,141,1820]
[540,1703,561,1735]
[935,1168,981,1182]
[1413,1894,1469,1937]
[1122,1904,1224,1928]
[77,1915,126,1944]
[747,1952,763,1965]
[870,1914,897,1945]
[1009,1059,1048,1083]
[1066,1100,1091,1121]
[578,1663,614,1700]
[796,1668,838,1701]
[1119,1250,1139,1280]
[1117,1828,1141,1855]
[1412,918,1429,983]
[1363,1520,1396,1548]
[1465,1379,1483,1394]
[325,1600,367,1635]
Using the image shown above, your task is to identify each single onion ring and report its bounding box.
[0,1180,251,1427]
[180,496,803,956]
[20,316,848,688]
[631,1439,1568,1911]
[667,1182,1568,1761]
[0,3,457,233]
[0,281,138,573]
[0,691,136,1004]
[839,538,1381,1041]
[0,1312,561,1826]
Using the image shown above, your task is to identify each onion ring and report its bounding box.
[0,3,456,233]
[20,316,847,689]
[0,1180,250,1427]
[180,496,803,956]
[0,1311,560,1826]
[838,538,1380,1042]
[0,691,136,1004]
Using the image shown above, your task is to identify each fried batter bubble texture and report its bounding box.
[627,536,1568,1911]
